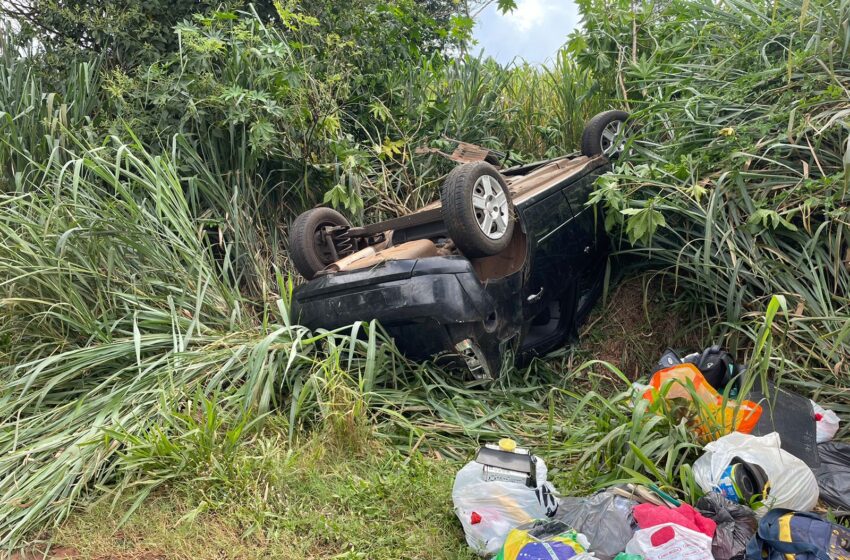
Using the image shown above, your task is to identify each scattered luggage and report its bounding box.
[811,400,840,443]
[747,382,820,468]
[654,345,742,394]
[745,509,850,560]
[453,439,559,556]
[452,343,845,559]
[625,522,714,560]
[643,363,762,440]
[710,457,770,505]
[693,432,819,513]
[632,503,716,538]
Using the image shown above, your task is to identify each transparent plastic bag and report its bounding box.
[555,491,636,560]
[494,519,592,560]
[642,364,762,440]
[692,432,819,513]
[453,455,559,557]
[625,522,713,560]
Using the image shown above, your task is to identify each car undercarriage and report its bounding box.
[290,110,630,377]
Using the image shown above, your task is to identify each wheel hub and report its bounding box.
[601,120,626,156]
[472,175,509,240]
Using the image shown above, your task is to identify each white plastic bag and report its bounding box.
[452,455,558,557]
[693,431,819,513]
[811,400,840,443]
[625,523,713,560]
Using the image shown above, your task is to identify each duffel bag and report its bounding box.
[745,509,850,560]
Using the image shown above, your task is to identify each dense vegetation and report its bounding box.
[0,0,847,552]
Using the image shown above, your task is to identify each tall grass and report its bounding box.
[0,32,101,190]
[0,135,406,543]
[583,0,850,409]
[499,51,605,158]
[1,0,849,550]
[0,133,825,547]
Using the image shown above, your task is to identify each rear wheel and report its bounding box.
[440,162,515,258]
[581,110,630,158]
[289,207,350,280]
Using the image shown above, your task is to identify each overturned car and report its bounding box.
[289,110,630,378]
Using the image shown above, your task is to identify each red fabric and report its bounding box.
[633,503,717,538]
[650,526,676,546]
[470,511,482,525]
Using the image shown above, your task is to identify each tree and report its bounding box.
[461,0,517,18]
[1,0,461,68]
[1,1,279,67]
[419,0,462,24]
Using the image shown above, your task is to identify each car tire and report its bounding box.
[441,162,515,258]
[289,207,350,280]
[581,110,630,158]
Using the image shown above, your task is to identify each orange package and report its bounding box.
[642,363,762,441]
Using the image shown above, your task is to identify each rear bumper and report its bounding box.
[291,257,498,360]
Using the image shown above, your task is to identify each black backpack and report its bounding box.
[654,345,739,393]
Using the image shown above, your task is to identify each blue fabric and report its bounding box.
[746,509,850,560]
[518,541,579,560]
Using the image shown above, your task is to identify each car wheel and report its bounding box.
[289,207,350,280]
[440,162,515,258]
[581,110,630,158]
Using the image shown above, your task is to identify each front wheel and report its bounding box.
[440,162,515,258]
[581,110,630,159]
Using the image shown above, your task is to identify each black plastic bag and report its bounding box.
[813,441,850,514]
[696,492,757,560]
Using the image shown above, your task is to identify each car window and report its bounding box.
[563,174,596,217]
[521,190,574,242]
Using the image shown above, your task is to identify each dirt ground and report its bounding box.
[580,272,703,379]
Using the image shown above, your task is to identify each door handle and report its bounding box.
[527,287,544,303]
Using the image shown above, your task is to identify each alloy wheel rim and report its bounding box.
[600,120,626,156]
[471,175,509,240]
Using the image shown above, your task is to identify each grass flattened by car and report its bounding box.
[55,433,475,560]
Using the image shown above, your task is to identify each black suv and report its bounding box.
[289,110,629,377]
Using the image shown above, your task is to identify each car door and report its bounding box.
[519,187,585,321]
[518,174,608,355]
[562,173,605,316]
[562,174,598,259]
[516,167,609,351]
